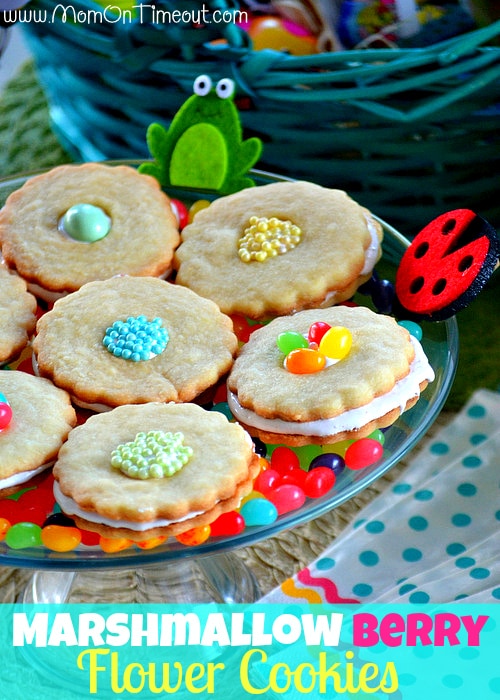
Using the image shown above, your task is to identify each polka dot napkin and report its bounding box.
[261,389,500,604]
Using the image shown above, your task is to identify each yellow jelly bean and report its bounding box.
[188,199,211,222]
[318,326,352,361]
[239,490,266,509]
[285,348,326,374]
[322,439,355,458]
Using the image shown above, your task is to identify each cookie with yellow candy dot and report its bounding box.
[174,181,383,319]
[52,402,260,541]
[0,163,179,302]
[0,371,77,496]
[0,264,37,364]
[32,275,238,410]
[227,306,435,446]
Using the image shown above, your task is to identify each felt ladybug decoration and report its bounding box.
[395,209,499,321]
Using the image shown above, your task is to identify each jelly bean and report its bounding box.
[210,402,233,421]
[252,437,268,458]
[230,314,252,343]
[276,331,308,355]
[268,484,306,515]
[254,468,280,495]
[80,529,101,547]
[270,446,300,473]
[345,438,384,470]
[293,444,322,469]
[239,490,266,508]
[278,468,307,489]
[169,198,189,229]
[367,428,386,445]
[398,319,423,341]
[0,401,12,430]
[188,199,211,223]
[5,522,42,549]
[136,536,167,550]
[99,536,132,553]
[318,326,352,361]
[304,467,336,498]
[322,439,354,458]
[240,498,278,527]
[372,278,395,314]
[212,382,228,405]
[42,512,76,528]
[308,452,345,476]
[210,511,245,537]
[0,517,11,541]
[60,203,111,242]
[176,525,211,546]
[285,348,326,374]
[308,322,331,345]
[41,525,82,552]
[0,499,24,525]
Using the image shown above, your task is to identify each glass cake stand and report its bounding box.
[0,166,459,604]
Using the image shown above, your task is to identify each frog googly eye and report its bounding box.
[193,74,212,96]
[216,78,235,99]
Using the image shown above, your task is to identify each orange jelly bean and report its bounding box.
[0,517,11,541]
[99,536,133,553]
[41,525,82,552]
[176,525,211,546]
[136,535,167,550]
[285,347,326,374]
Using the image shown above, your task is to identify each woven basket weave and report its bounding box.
[22,0,500,234]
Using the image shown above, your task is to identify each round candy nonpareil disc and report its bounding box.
[395,209,499,321]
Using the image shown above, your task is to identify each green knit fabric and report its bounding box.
[0,61,498,410]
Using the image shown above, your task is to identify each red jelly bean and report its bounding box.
[0,499,24,525]
[210,511,245,537]
[271,446,300,473]
[304,467,336,498]
[344,438,384,470]
[307,321,331,345]
[268,484,306,515]
[169,198,189,229]
[278,469,307,489]
[79,529,101,547]
[230,314,252,343]
[254,468,280,495]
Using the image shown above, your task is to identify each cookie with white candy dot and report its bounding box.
[32,275,238,410]
[0,371,76,496]
[0,163,179,302]
[53,402,260,540]
[174,180,383,319]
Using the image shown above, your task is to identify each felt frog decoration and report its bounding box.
[139,75,263,194]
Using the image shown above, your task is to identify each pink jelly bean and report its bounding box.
[268,484,306,515]
[304,467,336,498]
[271,446,300,473]
[344,438,384,470]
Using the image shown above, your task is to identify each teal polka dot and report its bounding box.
[455,557,475,568]
[399,583,417,595]
[365,520,385,534]
[447,542,466,556]
[393,483,411,494]
[414,489,434,501]
[316,557,335,570]
[452,513,471,527]
[359,550,379,566]
[352,583,373,597]
[470,567,490,580]
[409,591,430,604]
[492,588,500,601]
[462,455,482,468]
[470,433,487,445]
[403,548,423,562]
[459,647,479,660]
[353,519,367,529]
[408,516,428,531]
[430,441,450,455]
[455,594,469,600]
[398,674,417,686]
[467,404,486,418]
[489,678,500,694]
[457,482,477,497]
[413,646,433,659]
[442,675,463,689]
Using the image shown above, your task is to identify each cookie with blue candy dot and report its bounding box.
[0,371,76,496]
[32,275,238,410]
[0,163,179,302]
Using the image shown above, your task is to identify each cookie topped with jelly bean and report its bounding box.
[0,163,179,302]
[32,275,238,410]
[174,181,382,319]
[52,402,260,541]
[227,306,435,446]
[0,371,76,496]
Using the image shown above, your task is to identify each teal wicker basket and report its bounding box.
[22,0,500,234]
